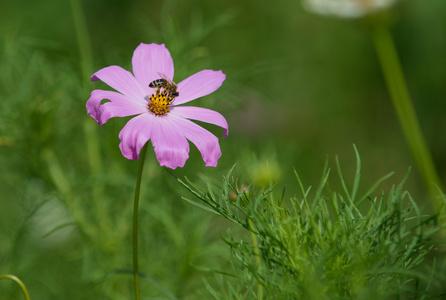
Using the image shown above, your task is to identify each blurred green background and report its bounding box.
[0,0,445,298]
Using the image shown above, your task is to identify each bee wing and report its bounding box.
[157,72,176,84]
[157,72,168,80]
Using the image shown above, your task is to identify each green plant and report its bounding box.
[178,150,446,299]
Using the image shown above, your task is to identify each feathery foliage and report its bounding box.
[179,151,446,299]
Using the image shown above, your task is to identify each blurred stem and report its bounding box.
[372,24,443,211]
[70,0,93,85]
[70,0,101,174]
[70,0,102,172]
[70,0,110,230]
[248,219,263,300]
[133,143,148,300]
[0,274,31,300]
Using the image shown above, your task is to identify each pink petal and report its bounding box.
[168,114,222,167]
[171,106,229,138]
[132,43,175,89]
[91,65,147,99]
[150,117,190,169]
[87,90,148,125]
[118,114,155,160]
[173,70,226,105]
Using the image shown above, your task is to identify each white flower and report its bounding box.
[302,0,399,18]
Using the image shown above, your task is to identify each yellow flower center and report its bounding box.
[148,89,174,116]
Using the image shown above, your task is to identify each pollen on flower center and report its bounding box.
[148,89,174,116]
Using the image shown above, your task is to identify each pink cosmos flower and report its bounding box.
[86,43,228,169]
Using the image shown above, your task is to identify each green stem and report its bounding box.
[372,24,443,211]
[0,274,31,300]
[133,143,148,300]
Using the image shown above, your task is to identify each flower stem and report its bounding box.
[132,143,148,300]
[372,24,443,211]
[0,274,31,300]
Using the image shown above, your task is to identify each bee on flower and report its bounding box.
[86,43,228,169]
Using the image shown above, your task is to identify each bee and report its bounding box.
[149,73,179,98]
